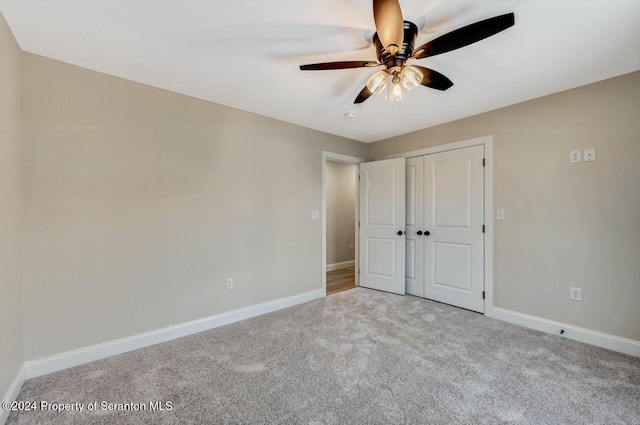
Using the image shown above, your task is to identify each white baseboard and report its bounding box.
[17,291,638,392]
[1,364,26,425]
[490,307,640,357]
[24,289,324,379]
[326,260,355,272]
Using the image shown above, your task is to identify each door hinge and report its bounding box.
[358,269,360,274]
[482,158,485,167]
[358,174,360,180]
[358,221,360,228]
[482,291,486,300]
[482,225,485,233]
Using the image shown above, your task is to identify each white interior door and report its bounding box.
[359,158,406,295]
[405,157,424,297]
[424,145,485,312]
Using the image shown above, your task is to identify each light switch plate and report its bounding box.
[497,209,505,221]
[584,148,596,162]
[311,210,320,219]
[570,150,581,163]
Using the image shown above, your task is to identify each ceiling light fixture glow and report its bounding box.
[388,74,405,102]
[365,66,423,103]
[366,70,389,95]
[401,66,423,91]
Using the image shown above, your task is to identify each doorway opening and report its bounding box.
[326,160,358,295]
[321,152,364,296]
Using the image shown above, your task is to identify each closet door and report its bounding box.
[423,145,485,312]
[359,158,406,295]
[405,157,424,297]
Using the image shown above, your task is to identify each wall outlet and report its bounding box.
[584,148,596,162]
[570,150,581,163]
[349,243,354,251]
[311,210,320,219]
[226,278,233,290]
[570,287,582,301]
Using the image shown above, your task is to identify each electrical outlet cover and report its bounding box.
[570,287,582,301]
[570,150,581,163]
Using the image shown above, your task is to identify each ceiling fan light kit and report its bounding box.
[388,74,405,102]
[401,66,424,91]
[366,70,389,95]
[299,0,515,105]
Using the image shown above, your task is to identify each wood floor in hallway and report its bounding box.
[326,266,356,295]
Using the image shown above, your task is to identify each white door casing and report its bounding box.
[359,158,406,295]
[405,157,424,297]
[423,145,485,312]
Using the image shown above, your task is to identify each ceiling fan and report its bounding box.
[299,0,515,104]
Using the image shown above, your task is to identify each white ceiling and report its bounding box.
[1,0,639,143]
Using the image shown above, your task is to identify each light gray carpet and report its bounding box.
[7,288,640,424]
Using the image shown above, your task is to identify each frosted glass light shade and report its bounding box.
[388,74,405,102]
[366,70,389,95]
[401,66,424,91]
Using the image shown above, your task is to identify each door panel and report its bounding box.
[359,158,406,295]
[433,157,472,228]
[366,167,396,225]
[434,242,472,290]
[366,238,396,277]
[424,145,484,312]
[405,157,424,297]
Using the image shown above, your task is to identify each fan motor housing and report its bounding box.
[373,21,418,70]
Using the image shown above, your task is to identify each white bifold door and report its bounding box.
[405,157,425,297]
[405,145,485,312]
[359,158,406,295]
[358,147,484,310]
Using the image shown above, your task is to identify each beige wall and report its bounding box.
[326,161,357,266]
[8,32,640,364]
[21,53,368,360]
[0,13,23,398]
[370,71,640,341]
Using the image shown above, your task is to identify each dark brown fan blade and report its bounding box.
[373,0,404,54]
[300,61,381,71]
[412,13,514,59]
[413,66,454,91]
[354,86,374,104]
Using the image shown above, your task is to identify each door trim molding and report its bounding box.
[322,152,365,296]
[375,135,495,314]
[377,135,494,160]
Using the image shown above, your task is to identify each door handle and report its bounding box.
[417,231,423,235]
[397,231,404,236]
[424,230,430,236]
